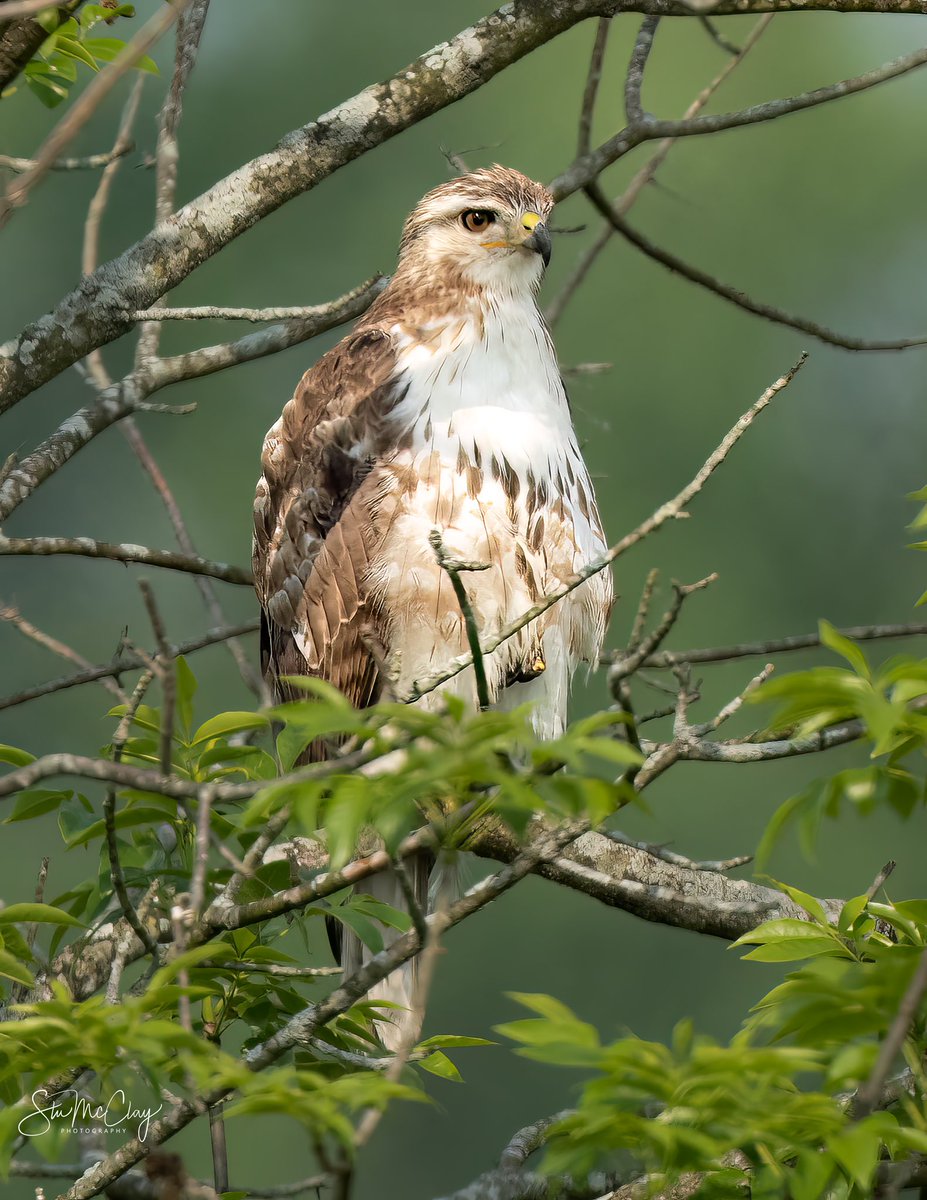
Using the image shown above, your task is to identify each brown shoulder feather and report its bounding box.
[253,325,403,714]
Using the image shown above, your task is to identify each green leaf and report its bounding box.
[191,712,269,746]
[83,36,159,73]
[819,620,870,679]
[0,903,85,928]
[3,789,70,823]
[417,1051,463,1082]
[0,950,34,987]
[0,745,34,768]
[174,656,197,738]
[416,1035,495,1050]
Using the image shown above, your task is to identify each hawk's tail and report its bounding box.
[337,852,433,1053]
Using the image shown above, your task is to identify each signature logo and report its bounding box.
[18,1089,163,1141]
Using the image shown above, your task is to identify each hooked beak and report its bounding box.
[523,222,551,267]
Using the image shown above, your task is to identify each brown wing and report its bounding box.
[253,326,404,713]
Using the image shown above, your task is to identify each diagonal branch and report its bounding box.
[0,532,252,583]
[584,184,927,352]
[406,355,806,704]
[635,619,927,669]
[0,276,384,523]
[0,618,258,713]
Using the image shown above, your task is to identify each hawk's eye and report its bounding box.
[461,209,496,233]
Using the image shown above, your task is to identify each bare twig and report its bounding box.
[0,146,134,173]
[135,0,210,364]
[609,574,717,688]
[202,961,341,978]
[604,831,751,873]
[699,15,741,54]
[578,18,611,157]
[854,947,927,1120]
[865,860,896,902]
[631,619,927,669]
[547,14,773,328]
[1,0,193,227]
[0,600,125,702]
[104,671,160,958]
[407,356,806,704]
[0,533,252,583]
[0,276,386,524]
[138,580,174,776]
[82,78,146,385]
[585,184,927,353]
[625,17,659,125]
[551,43,927,203]
[0,619,258,714]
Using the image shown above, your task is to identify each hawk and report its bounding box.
[253,166,613,1039]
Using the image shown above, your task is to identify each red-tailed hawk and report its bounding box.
[253,166,613,1040]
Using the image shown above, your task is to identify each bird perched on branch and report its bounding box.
[252,166,612,1044]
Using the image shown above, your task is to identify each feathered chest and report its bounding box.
[386,301,597,534]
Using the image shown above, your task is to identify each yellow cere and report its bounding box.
[521,211,542,231]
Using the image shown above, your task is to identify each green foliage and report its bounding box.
[0,663,637,1177]
[6,6,157,108]
[750,620,927,864]
[497,882,927,1199]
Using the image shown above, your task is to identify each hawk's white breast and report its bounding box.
[369,290,612,736]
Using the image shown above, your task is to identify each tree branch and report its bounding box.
[0,532,253,583]
[0,276,384,523]
[584,183,927,352]
[630,619,927,669]
[405,355,806,704]
[3,2,925,411]
[0,619,258,714]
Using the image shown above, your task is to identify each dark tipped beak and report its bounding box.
[524,222,551,267]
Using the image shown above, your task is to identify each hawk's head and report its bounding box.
[398,165,554,293]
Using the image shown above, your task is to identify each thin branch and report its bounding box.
[0,275,385,524]
[603,831,751,873]
[104,670,160,959]
[547,14,773,328]
[0,146,134,173]
[430,529,492,710]
[0,533,252,583]
[585,184,927,353]
[126,302,383,322]
[499,1112,574,1170]
[135,0,210,364]
[120,418,265,697]
[609,574,717,689]
[0,0,193,227]
[83,78,146,391]
[138,580,175,776]
[633,620,927,669]
[577,18,611,158]
[625,17,659,126]
[854,946,927,1120]
[550,42,927,203]
[698,15,742,55]
[0,618,258,713]
[406,356,806,704]
[0,599,125,702]
[202,961,341,978]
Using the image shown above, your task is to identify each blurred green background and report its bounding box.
[2,3,927,1195]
